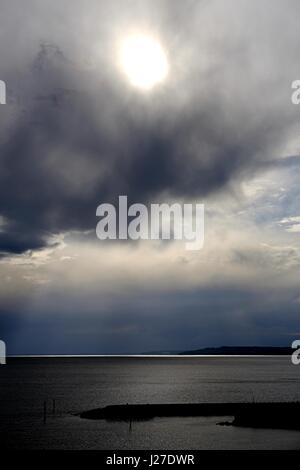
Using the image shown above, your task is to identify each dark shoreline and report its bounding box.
[80,402,300,430]
[180,346,294,356]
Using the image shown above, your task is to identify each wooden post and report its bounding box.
[43,401,47,424]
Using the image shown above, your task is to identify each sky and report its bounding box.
[1,0,300,354]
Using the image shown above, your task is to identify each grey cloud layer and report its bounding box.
[0,0,300,254]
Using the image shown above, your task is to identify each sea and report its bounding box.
[1,356,300,450]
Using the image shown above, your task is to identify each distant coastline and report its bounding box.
[179,346,294,356]
[7,346,294,357]
[140,346,294,356]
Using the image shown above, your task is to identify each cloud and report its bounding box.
[279,216,300,233]
[0,0,300,254]
[2,160,300,353]
[1,1,300,352]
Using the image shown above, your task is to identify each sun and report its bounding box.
[119,35,169,90]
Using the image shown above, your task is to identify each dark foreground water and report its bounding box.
[1,356,300,449]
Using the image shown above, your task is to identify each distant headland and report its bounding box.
[141,346,294,356]
[179,346,293,355]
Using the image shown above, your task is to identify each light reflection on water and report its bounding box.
[1,357,300,449]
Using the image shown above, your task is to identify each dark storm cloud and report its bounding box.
[0,0,299,254]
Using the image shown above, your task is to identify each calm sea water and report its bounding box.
[1,356,300,449]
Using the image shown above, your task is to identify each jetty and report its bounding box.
[80,402,300,430]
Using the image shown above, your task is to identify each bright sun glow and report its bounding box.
[120,35,169,90]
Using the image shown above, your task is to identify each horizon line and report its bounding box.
[7,354,291,358]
